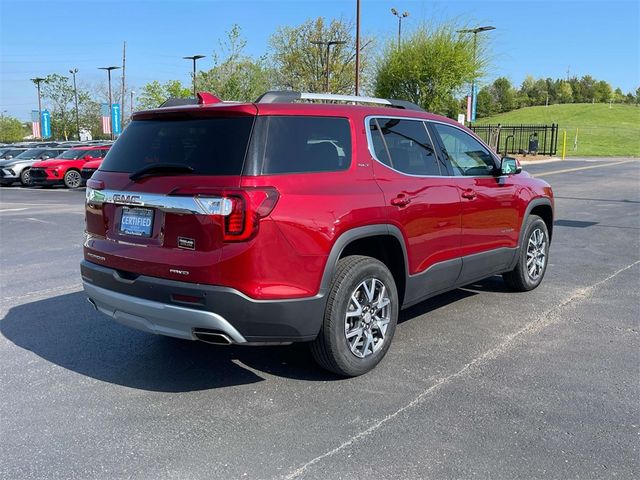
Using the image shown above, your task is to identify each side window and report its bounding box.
[260,116,351,174]
[369,118,441,176]
[432,123,496,176]
[88,150,102,159]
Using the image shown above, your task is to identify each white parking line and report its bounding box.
[283,259,640,479]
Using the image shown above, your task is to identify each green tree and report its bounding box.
[374,24,483,114]
[0,114,28,142]
[593,80,613,103]
[491,77,515,112]
[476,85,497,117]
[40,74,76,140]
[137,80,191,110]
[558,81,573,103]
[198,25,272,101]
[269,17,369,94]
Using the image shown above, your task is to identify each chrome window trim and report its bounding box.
[85,188,233,216]
[364,115,448,179]
[427,119,501,175]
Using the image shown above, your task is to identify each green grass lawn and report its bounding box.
[474,103,640,157]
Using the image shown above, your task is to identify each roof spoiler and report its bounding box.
[254,91,424,112]
[159,92,222,108]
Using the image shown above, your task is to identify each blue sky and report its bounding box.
[1,0,638,120]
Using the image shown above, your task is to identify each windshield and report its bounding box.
[101,117,254,175]
[14,148,49,160]
[56,149,88,160]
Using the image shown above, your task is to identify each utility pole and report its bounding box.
[121,41,126,130]
[311,40,346,92]
[30,77,45,139]
[69,68,80,140]
[183,55,206,97]
[457,26,496,122]
[355,0,361,96]
[98,66,120,140]
[391,8,409,48]
[130,90,135,122]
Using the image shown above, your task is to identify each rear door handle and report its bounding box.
[461,189,477,200]
[391,194,412,207]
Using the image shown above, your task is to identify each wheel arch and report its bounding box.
[319,225,409,304]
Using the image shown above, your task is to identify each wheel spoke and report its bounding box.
[363,279,375,302]
[346,327,363,340]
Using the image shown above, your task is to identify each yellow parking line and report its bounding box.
[534,159,637,177]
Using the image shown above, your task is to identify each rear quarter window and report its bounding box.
[256,116,351,175]
[100,117,254,175]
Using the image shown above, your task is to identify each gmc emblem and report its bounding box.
[112,194,142,205]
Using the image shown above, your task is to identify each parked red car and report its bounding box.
[81,91,553,376]
[30,145,110,188]
[80,158,102,183]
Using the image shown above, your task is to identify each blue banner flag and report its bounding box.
[41,110,51,138]
[471,84,478,122]
[111,103,121,135]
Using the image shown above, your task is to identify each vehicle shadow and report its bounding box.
[1,278,503,392]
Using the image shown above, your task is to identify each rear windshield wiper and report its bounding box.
[129,163,194,181]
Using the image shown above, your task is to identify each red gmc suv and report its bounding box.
[81,91,553,376]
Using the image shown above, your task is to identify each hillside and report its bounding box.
[474,103,639,157]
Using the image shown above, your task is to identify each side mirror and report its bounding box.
[6,155,13,160]
[42,155,50,160]
[500,156,521,175]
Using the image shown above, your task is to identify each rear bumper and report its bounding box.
[81,260,326,343]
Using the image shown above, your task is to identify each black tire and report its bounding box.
[20,169,31,186]
[310,255,399,377]
[503,215,549,292]
[63,169,82,189]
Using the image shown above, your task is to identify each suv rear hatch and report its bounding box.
[84,104,276,284]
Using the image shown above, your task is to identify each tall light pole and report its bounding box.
[30,77,45,139]
[69,68,80,140]
[391,8,409,48]
[98,66,120,140]
[311,40,346,93]
[457,26,496,122]
[183,55,205,97]
[355,0,361,95]
[130,90,135,123]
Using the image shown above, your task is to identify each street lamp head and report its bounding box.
[183,55,205,61]
[328,40,347,46]
[458,26,496,34]
[402,11,409,18]
[30,77,45,84]
[69,68,78,75]
[391,7,398,15]
[98,66,121,72]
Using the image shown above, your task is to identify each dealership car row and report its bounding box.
[0,140,113,188]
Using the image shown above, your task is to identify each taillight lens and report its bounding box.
[222,188,279,242]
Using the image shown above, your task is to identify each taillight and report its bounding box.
[221,188,279,242]
[174,187,279,243]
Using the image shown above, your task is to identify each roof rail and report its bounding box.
[255,91,424,112]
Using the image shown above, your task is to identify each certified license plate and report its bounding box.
[119,207,154,237]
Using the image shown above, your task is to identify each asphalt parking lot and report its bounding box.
[1,158,638,480]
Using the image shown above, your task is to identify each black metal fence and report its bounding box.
[469,124,559,156]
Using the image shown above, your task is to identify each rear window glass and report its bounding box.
[100,117,254,175]
[258,116,351,174]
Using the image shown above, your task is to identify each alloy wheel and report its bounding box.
[526,227,547,280]
[344,278,391,359]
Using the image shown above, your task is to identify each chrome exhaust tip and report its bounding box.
[193,329,233,345]
[87,297,98,311]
